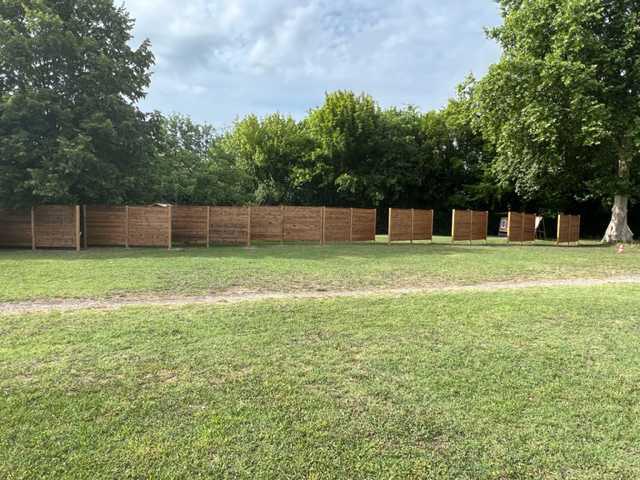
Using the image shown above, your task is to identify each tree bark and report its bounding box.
[602,194,634,243]
[602,147,634,243]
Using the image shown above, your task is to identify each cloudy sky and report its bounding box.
[124,0,503,128]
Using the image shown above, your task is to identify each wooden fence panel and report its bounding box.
[0,208,32,247]
[557,214,580,244]
[211,206,249,244]
[172,205,208,245]
[351,208,376,242]
[507,212,536,243]
[324,208,350,242]
[452,209,488,242]
[33,205,79,249]
[413,209,434,241]
[128,206,171,248]
[284,206,322,242]
[85,205,127,246]
[388,208,413,242]
[251,206,284,241]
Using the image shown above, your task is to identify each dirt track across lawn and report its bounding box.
[1,275,640,315]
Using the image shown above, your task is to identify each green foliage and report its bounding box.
[0,0,156,206]
[474,0,640,208]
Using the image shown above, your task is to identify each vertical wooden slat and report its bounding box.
[167,205,172,250]
[75,205,81,251]
[350,208,354,242]
[577,215,581,245]
[410,208,414,244]
[469,209,473,245]
[206,207,211,248]
[281,205,285,244]
[373,209,377,243]
[82,205,88,249]
[321,206,326,245]
[31,207,36,251]
[125,206,129,248]
[451,209,456,243]
[388,208,392,244]
[521,212,525,245]
[247,206,252,247]
[556,214,561,245]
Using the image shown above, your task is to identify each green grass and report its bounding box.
[1,286,639,478]
[1,236,639,302]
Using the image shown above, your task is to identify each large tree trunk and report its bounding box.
[602,147,634,243]
[602,194,634,243]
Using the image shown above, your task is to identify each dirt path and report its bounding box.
[2,275,640,315]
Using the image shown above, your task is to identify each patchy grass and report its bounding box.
[1,286,639,478]
[1,236,639,302]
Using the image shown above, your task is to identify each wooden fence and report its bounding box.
[0,206,81,250]
[451,209,488,243]
[85,205,171,248]
[387,208,434,243]
[557,214,581,245]
[507,212,536,243]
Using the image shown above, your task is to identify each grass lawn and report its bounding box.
[1,236,639,301]
[1,286,639,478]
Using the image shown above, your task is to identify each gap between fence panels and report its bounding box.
[0,205,583,250]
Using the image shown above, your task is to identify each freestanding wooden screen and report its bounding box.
[507,212,536,243]
[84,205,128,247]
[127,205,171,248]
[33,205,80,250]
[323,207,351,242]
[210,206,250,245]
[250,206,284,242]
[388,208,433,243]
[284,206,323,243]
[451,209,488,243]
[172,205,209,246]
[557,214,580,245]
[0,208,32,248]
[351,208,376,242]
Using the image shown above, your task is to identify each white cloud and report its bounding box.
[123,0,502,127]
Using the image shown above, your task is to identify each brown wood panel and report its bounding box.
[452,210,487,242]
[412,209,434,241]
[251,206,283,241]
[388,208,413,242]
[172,205,208,245]
[127,206,171,247]
[557,214,580,244]
[284,206,322,242]
[324,207,350,242]
[507,212,536,243]
[33,205,78,248]
[0,208,32,247]
[85,205,127,246]
[352,208,376,242]
[210,206,249,244]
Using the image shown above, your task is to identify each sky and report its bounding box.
[123,0,503,128]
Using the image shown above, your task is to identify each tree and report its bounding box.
[0,0,155,206]
[474,0,640,242]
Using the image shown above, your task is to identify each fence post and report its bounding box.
[410,208,415,244]
[82,205,88,249]
[372,209,377,243]
[206,206,211,248]
[281,205,285,244]
[167,205,172,250]
[576,215,581,245]
[320,206,325,245]
[469,209,473,245]
[451,209,456,243]
[31,206,36,251]
[521,212,525,245]
[75,205,81,252]
[125,206,129,248]
[556,214,561,245]
[247,206,252,247]
[388,208,392,244]
[350,208,354,242]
